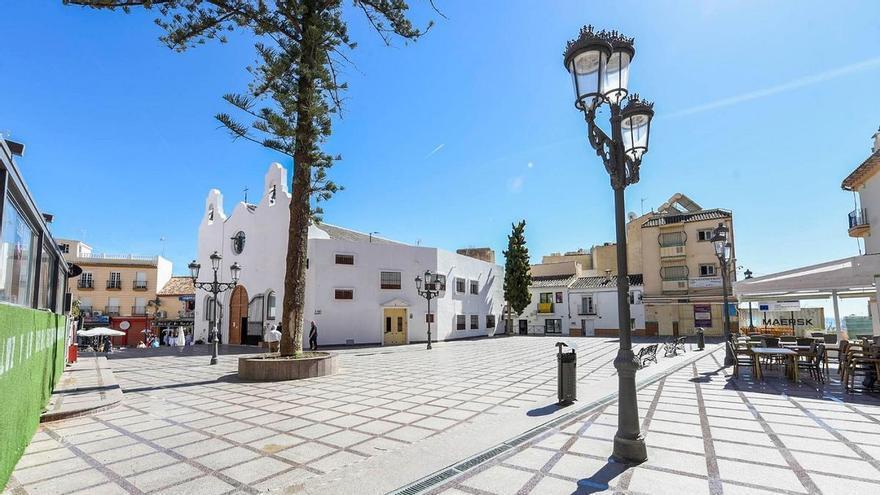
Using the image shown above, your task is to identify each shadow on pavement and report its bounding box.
[575,459,631,494]
[527,403,564,417]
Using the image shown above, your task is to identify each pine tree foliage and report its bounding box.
[503,220,532,325]
[66,0,438,356]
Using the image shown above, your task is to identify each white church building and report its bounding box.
[194,163,505,347]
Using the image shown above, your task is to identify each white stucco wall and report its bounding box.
[194,163,504,347]
[568,288,645,334]
[857,175,880,255]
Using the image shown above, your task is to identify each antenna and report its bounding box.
[160,236,167,257]
[243,186,249,203]
[369,231,380,243]
[640,197,646,215]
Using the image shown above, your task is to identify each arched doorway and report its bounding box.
[229,285,249,345]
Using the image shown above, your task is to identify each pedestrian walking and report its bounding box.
[309,321,318,351]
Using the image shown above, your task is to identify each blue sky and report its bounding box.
[3,1,879,316]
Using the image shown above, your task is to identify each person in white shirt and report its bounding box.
[265,323,282,354]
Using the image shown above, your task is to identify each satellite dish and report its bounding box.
[67,263,83,278]
[627,212,637,221]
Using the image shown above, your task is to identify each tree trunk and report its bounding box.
[280,3,319,357]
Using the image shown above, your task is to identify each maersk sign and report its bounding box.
[0,304,66,488]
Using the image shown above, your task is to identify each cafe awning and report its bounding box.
[733,254,880,302]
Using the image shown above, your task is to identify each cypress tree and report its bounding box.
[503,220,531,335]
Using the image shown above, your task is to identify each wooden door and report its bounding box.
[383,308,407,345]
[228,285,249,345]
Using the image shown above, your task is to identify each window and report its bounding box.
[455,277,466,293]
[486,315,496,328]
[335,254,355,265]
[470,315,479,329]
[39,246,54,309]
[106,297,120,316]
[266,291,277,320]
[629,291,643,305]
[204,296,218,321]
[0,197,35,306]
[380,271,402,289]
[470,280,479,294]
[581,295,595,315]
[269,185,277,206]
[79,272,93,289]
[58,243,69,253]
[555,292,563,303]
[697,229,714,242]
[134,271,147,290]
[699,264,717,277]
[231,231,246,254]
[208,206,214,222]
[659,231,686,247]
[544,319,562,334]
[434,274,447,292]
[79,297,92,314]
[133,297,146,315]
[539,293,553,304]
[334,289,354,300]
[456,314,466,330]
[660,265,688,280]
[425,313,435,323]
[107,272,122,289]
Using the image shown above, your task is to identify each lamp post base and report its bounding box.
[612,434,648,464]
[210,357,218,365]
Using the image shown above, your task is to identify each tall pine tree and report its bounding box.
[503,220,531,335]
[66,0,438,356]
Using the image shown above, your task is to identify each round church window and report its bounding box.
[232,231,246,254]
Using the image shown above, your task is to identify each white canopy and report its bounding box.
[733,254,880,301]
[77,327,126,337]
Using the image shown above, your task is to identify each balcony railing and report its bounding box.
[538,302,554,314]
[105,306,120,316]
[131,306,147,316]
[179,310,195,319]
[133,280,148,290]
[848,208,869,237]
[659,245,686,259]
[106,280,122,290]
[77,279,94,289]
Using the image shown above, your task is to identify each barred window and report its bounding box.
[470,280,478,294]
[335,254,355,265]
[334,289,354,300]
[470,315,479,329]
[455,277,465,293]
[660,265,689,280]
[380,271,401,289]
[658,231,686,247]
[486,315,496,328]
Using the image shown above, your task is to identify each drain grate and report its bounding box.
[390,468,460,495]
[505,426,548,447]
[452,444,511,472]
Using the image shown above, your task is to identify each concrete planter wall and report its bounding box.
[238,353,338,381]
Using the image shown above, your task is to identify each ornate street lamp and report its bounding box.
[189,251,241,365]
[415,270,442,350]
[711,223,735,366]
[564,25,653,464]
[744,269,755,332]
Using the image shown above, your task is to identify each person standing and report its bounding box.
[309,321,318,351]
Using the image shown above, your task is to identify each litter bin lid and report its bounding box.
[559,352,576,363]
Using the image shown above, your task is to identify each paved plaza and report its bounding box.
[5,337,880,495]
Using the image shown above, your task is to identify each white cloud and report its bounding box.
[665,56,880,119]
[527,161,534,168]
[508,176,524,193]
[425,143,445,158]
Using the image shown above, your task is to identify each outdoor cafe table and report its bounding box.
[751,347,800,381]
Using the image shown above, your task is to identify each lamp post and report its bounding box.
[711,223,735,366]
[415,271,442,350]
[564,25,653,464]
[189,252,241,365]
[744,269,755,332]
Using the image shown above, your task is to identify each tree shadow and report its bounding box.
[573,459,632,494]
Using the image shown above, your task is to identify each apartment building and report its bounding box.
[60,239,172,344]
[533,244,618,278]
[842,126,880,255]
[154,276,195,336]
[627,193,736,337]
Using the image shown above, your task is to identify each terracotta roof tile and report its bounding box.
[158,276,194,295]
[641,209,731,228]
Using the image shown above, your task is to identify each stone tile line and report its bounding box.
[428,346,880,495]
[8,337,638,495]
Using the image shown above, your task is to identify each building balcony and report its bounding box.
[77,280,93,289]
[538,302,554,314]
[105,306,120,316]
[178,310,195,319]
[131,306,147,316]
[133,280,148,290]
[661,279,689,293]
[659,245,687,259]
[106,280,122,290]
[848,208,869,237]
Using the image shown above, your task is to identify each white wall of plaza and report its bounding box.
[856,172,880,255]
[520,279,645,336]
[194,163,504,347]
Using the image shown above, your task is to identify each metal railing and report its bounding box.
[133,280,148,290]
[77,279,94,289]
[131,306,147,316]
[849,208,868,229]
[106,280,122,289]
[658,231,687,247]
[179,310,195,319]
[105,306,120,316]
[78,253,158,262]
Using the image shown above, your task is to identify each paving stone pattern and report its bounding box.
[5,338,624,494]
[433,350,880,495]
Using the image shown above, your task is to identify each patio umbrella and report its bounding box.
[77,327,126,337]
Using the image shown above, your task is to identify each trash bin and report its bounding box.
[556,342,577,405]
[696,327,705,351]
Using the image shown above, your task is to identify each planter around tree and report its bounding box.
[238,352,338,381]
